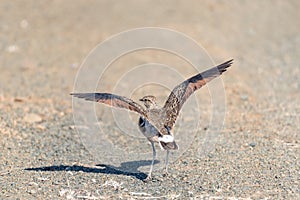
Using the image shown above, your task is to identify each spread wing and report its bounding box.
[71,93,147,117]
[163,59,233,129]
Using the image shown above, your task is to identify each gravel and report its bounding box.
[1,0,299,199]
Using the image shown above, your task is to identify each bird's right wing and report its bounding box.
[71,93,148,118]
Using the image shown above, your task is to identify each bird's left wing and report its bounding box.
[162,59,233,130]
[71,93,147,118]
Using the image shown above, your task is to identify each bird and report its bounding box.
[71,59,233,181]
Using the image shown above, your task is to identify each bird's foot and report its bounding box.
[143,175,152,182]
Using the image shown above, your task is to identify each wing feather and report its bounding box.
[163,59,233,129]
[71,93,147,117]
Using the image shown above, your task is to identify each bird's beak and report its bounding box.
[139,98,143,101]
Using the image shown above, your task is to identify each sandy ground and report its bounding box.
[1,0,299,199]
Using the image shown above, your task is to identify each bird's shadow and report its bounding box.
[25,160,159,180]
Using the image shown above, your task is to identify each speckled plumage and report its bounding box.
[71,59,233,181]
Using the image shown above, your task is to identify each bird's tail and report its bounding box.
[160,141,178,150]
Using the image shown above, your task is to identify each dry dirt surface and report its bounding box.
[1,1,299,199]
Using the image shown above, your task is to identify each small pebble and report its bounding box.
[70,63,79,68]
[240,94,248,101]
[207,153,214,158]
[28,182,38,186]
[6,45,20,53]
[249,142,256,147]
[14,97,26,102]
[29,189,36,194]
[36,124,46,130]
[24,113,42,123]
[20,19,28,29]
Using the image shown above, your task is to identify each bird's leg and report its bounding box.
[144,142,156,182]
[164,150,170,176]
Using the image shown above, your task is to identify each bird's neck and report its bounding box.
[147,102,159,110]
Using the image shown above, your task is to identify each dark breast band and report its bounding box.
[138,117,145,127]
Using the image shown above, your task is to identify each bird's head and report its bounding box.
[139,95,157,109]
